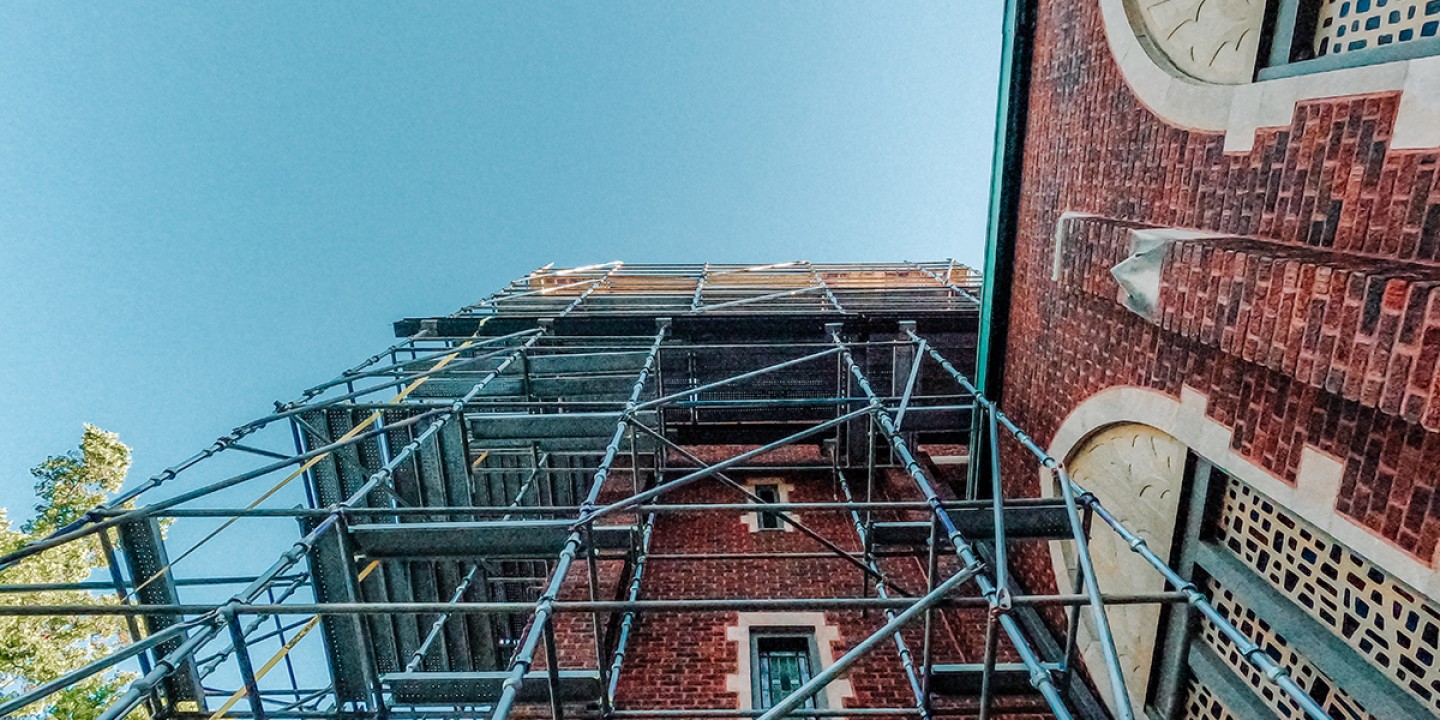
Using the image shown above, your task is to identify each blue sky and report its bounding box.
[0,2,1002,513]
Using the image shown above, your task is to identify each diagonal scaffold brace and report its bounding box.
[906,328,1332,720]
[827,323,1080,720]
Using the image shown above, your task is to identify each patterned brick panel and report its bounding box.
[1135,232,1440,427]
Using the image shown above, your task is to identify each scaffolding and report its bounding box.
[0,262,1331,720]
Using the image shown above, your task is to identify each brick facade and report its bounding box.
[996,0,1440,567]
[523,445,1050,718]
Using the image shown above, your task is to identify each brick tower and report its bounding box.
[982,0,1440,717]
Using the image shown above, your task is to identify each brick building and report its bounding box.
[980,0,1440,717]
[11,259,1343,720]
[8,5,1440,720]
[11,262,1100,720]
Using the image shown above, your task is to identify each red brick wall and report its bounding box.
[522,444,1051,718]
[610,446,954,714]
[996,0,1440,563]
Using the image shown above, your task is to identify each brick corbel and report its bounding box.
[1053,213,1440,430]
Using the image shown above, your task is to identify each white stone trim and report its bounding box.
[741,477,797,533]
[1044,385,1440,598]
[724,612,853,711]
[1054,423,1189,718]
[1112,226,1226,320]
[1097,0,1440,152]
[1052,210,1103,281]
[930,455,970,465]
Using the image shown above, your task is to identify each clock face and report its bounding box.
[1128,0,1266,84]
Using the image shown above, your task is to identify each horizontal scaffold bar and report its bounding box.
[0,592,1190,617]
[91,499,1059,519]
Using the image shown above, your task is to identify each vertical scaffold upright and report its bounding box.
[0,262,1332,720]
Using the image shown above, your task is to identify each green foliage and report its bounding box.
[25,426,131,538]
[0,425,143,720]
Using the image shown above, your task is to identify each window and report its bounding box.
[1121,0,1440,85]
[726,612,851,710]
[753,483,783,531]
[1262,0,1440,77]
[1145,456,1438,719]
[750,631,821,710]
[741,478,795,533]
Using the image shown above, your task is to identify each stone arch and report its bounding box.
[1095,0,1440,151]
[1054,422,1188,717]
[1043,385,1435,595]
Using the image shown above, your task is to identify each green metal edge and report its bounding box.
[969,0,1035,500]
[976,0,1033,399]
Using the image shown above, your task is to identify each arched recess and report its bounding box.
[1054,422,1188,718]
[1095,0,1440,151]
[1042,388,1440,720]
[1044,385,1438,597]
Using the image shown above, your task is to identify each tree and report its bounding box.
[0,424,143,720]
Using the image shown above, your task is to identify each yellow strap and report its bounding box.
[469,450,490,470]
[131,321,489,597]
[207,561,381,719]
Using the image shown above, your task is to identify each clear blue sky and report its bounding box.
[0,3,1002,513]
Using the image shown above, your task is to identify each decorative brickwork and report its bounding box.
[998,0,1440,565]
[1184,679,1242,720]
[1201,578,1375,719]
[1314,0,1440,57]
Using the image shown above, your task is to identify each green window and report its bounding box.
[751,632,822,710]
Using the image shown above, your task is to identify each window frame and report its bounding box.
[748,627,825,711]
[1260,0,1440,79]
[752,483,784,531]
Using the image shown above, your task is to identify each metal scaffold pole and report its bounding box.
[488,320,668,720]
[825,323,1075,720]
[0,263,1338,720]
[906,329,1333,720]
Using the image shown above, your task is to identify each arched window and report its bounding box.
[1263,0,1440,78]
[1102,0,1440,177]
[1057,422,1440,718]
[1124,0,1440,83]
